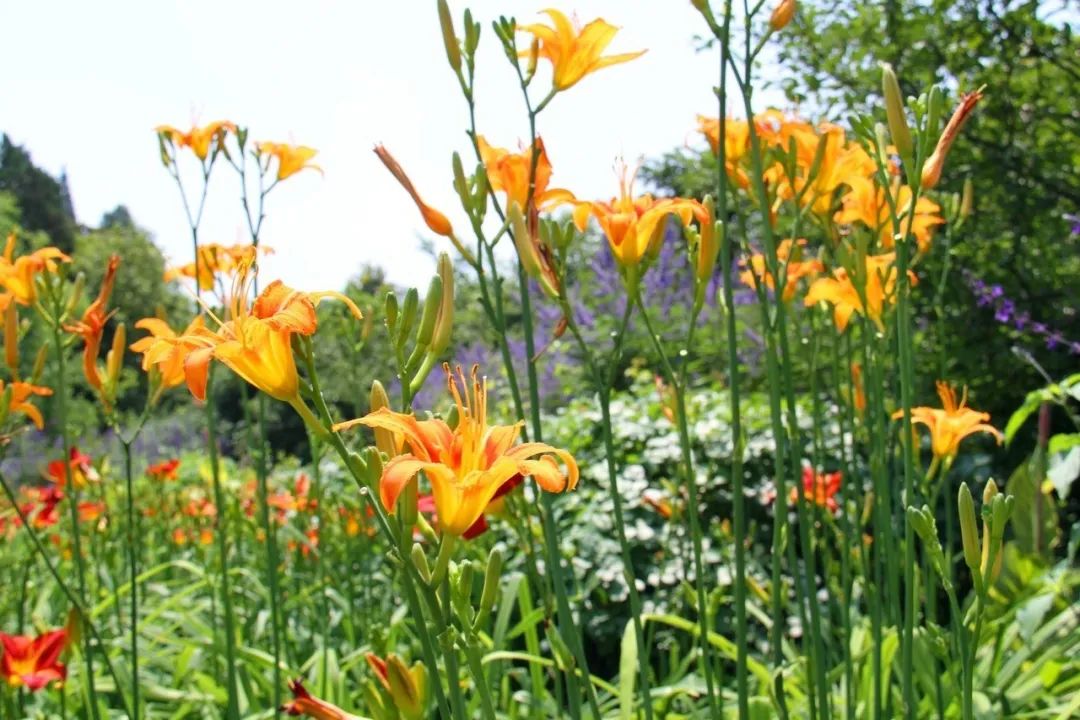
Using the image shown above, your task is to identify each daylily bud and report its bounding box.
[508,203,560,299]
[922,88,984,189]
[4,303,18,376]
[474,546,503,629]
[452,560,476,622]
[396,288,419,351]
[31,345,47,384]
[696,196,721,288]
[386,655,427,720]
[437,0,461,72]
[925,85,944,149]
[415,274,443,349]
[106,322,126,394]
[769,0,796,30]
[982,477,999,505]
[374,144,454,237]
[430,253,454,355]
[0,384,12,425]
[451,152,469,207]
[959,178,974,220]
[65,273,86,317]
[881,63,914,161]
[384,291,399,336]
[411,542,432,584]
[463,10,480,58]
[369,381,398,458]
[65,608,83,652]
[526,37,540,81]
[958,482,982,581]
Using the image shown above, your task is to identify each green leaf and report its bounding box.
[1004,389,1051,446]
[619,619,638,720]
[1016,593,1054,642]
[1005,461,1058,555]
[1048,433,1080,455]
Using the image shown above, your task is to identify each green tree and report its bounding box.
[0,134,76,252]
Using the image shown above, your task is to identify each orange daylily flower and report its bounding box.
[335,365,579,536]
[151,263,359,420]
[893,381,1003,461]
[164,243,272,291]
[1,379,53,430]
[130,315,207,394]
[0,628,67,691]
[78,501,106,524]
[64,255,120,398]
[155,121,236,161]
[642,488,674,520]
[804,252,916,332]
[282,678,363,720]
[0,234,71,306]
[517,9,645,91]
[146,458,181,481]
[739,239,824,302]
[834,177,944,252]
[374,144,454,238]
[698,115,751,189]
[476,135,575,212]
[573,162,707,271]
[791,467,842,512]
[46,448,97,490]
[257,142,322,182]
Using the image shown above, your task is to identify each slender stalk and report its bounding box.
[634,291,720,718]
[121,440,140,719]
[255,392,285,713]
[49,313,101,720]
[204,378,242,720]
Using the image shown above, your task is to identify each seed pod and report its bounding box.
[881,63,913,160]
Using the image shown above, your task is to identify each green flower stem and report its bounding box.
[0,471,132,720]
[203,376,242,720]
[633,291,720,719]
[121,440,140,719]
[559,295,655,719]
[708,0,751,713]
[299,339,454,720]
[255,392,285,714]
[48,309,101,720]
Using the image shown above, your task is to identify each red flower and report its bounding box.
[790,467,842,512]
[0,628,67,690]
[45,448,97,489]
[146,459,180,481]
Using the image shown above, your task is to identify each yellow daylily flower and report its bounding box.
[517,9,645,92]
[335,365,578,537]
[1,379,53,430]
[257,142,322,182]
[803,252,916,332]
[893,381,1002,461]
[476,135,575,212]
[739,239,824,302]
[155,121,236,161]
[573,162,706,271]
[0,234,71,306]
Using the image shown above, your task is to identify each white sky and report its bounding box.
[1,0,783,289]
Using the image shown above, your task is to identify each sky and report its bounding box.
[1,0,783,289]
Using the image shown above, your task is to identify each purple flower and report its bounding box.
[994,299,1014,323]
[1013,311,1029,330]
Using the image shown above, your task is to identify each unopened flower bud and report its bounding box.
[106,323,126,392]
[922,88,984,189]
[369,380,399,458]
[526,37,540,80]
[4,304,18,376]
[958,482,982,582]
[769,0,796,30]
[881,63,913,161]
[374,144,454,237]
[396,288,419,351]
[437,0,461,72]
[65,273,86,317]
[959,178,974,219]
[31,345,47,384]
[386,655,427,720]
[384,291,399,336]
[430,253,454,355]
[474,546,503,629]
[509,203,560,299]
[696,196,721,288]
[415,274,443,349]
[410,542,432,584]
